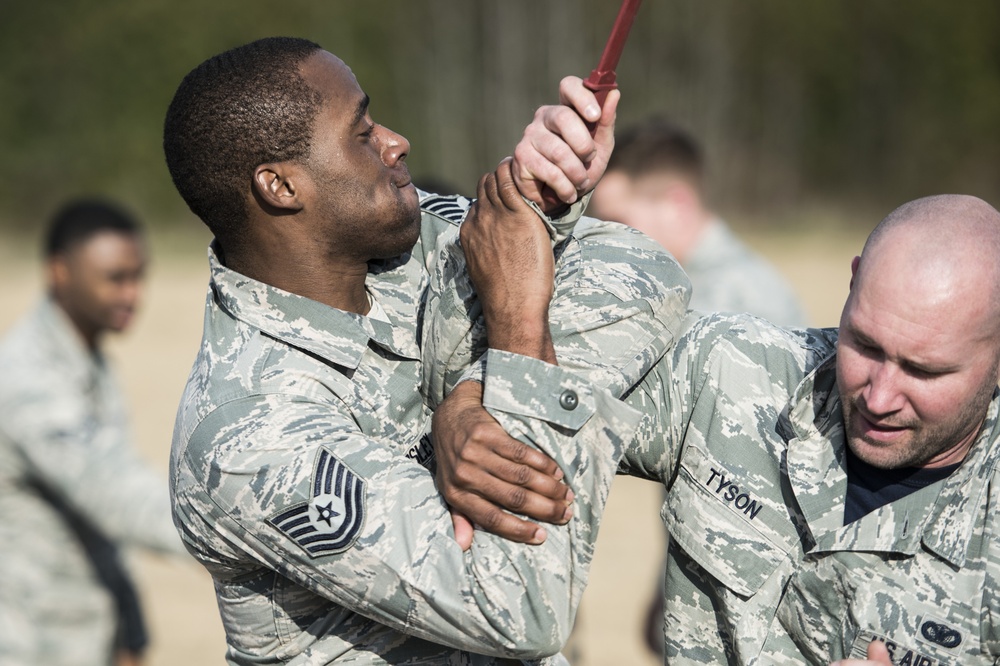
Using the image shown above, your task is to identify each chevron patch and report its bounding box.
[420,193,471,224]
[268,448,366,557]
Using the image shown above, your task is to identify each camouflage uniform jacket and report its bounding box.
[686,219,807,327]
[625,312,1000,664]
[0,298,182,666]
[170,194,690,665]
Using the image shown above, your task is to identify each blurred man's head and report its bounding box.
[837,194,1000,470]
[589,117,709,262]
[45,199,147,348]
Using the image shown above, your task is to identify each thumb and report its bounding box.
[451,509,475,551]
[867,639,893,665]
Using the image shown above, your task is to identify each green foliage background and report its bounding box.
[1,0,998,232]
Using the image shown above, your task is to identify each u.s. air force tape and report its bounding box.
[268,448,366,557]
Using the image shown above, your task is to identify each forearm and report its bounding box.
[430,216,690,405]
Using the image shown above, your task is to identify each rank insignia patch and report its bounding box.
[420,193,470,224]
[269,449,366,557]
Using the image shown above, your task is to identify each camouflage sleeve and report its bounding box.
[173,387,641,657]
[617,313,830,483]
[2,380,184,555]
[423,215,691,408]
[414,189,592,278]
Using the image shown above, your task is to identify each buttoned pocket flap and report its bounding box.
[665,446,788,598]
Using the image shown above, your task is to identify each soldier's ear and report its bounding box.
[252,163,305,213]
[46,254,71,292]
[848,255,861,290]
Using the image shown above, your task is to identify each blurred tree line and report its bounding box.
[0,0,997,232]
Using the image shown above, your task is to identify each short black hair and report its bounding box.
[45,198,142,258]
[163,37,323,248]
[608,117,704,187]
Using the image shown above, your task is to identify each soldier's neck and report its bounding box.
[226,249,371,315]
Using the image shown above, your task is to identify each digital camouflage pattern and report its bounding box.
[0,299,184,666]
[170,192,691,665]
[422,199,691,408]
[621,311,1000,664]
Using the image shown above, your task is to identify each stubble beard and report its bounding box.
[842,379,996,470]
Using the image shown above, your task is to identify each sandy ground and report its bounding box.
[0,224,864,665]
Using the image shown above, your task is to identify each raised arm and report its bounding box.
[426,155,691,545]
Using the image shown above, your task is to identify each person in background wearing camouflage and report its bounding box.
[0,200,187,666]
[589,116,808,327]
[164,37,689,664]
[441,193,1000,664]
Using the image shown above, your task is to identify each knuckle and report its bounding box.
[504,440,529,463]
[505,486,528,510]
[551,105,575,125]
[452,465,475,487]
[559,75,577,90]
[548,139,576,164]
[511,464,533,486]
[479,508,507,533]
[466,421,490,443]
[498,176,519,196]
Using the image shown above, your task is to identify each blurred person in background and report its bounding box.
[590,116,807,328]
[588,117,808,659]
[0,199,187,666]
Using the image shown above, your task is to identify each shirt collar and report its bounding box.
[207,244,418,369]
[785,349,1000,566]
[921,388,1000,567]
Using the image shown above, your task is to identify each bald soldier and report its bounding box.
[437,194,1000,665]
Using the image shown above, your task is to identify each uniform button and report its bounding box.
[559,389,579,411]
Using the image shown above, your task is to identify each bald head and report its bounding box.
[853,194,1000,338]
[838,195,1000,469]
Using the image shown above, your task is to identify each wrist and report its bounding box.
[484,315,556,364]
[448,378,483,403]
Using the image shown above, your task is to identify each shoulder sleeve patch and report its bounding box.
[419,192,472,225]
[268,448,366,557]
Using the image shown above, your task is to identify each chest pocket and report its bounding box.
[665,444,789,598]
[664,444,795,662]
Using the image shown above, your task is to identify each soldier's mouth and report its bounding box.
[392,167,412,189]
[855,412,910,444]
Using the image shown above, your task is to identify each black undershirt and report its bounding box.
[843,446,960,525]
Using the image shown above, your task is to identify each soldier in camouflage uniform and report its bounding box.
[0,200,186,666]
[164,37,690,664]
[441,194,1000,665]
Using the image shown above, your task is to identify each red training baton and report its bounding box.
[539,0,644,208]
[583,0,644,108]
